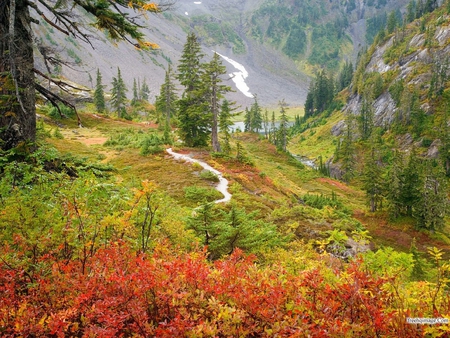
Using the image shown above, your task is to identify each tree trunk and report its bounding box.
[0,0,36,151]
[211,82,221,152]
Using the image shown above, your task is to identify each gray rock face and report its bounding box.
[427,139,442,159]
[373,92,397,126]
[333,23,450,147]
[331,120,346,137]
[326,158,345,181]
[333,90,396,135]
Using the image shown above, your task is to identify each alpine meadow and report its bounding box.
[2,0,450,336]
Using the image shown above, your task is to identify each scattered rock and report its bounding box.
[396,133,414,150]
[427,139,442,159]
[435,26,450,46]
[331,120,346,137]
[326,158,345,181]
[373,92,397,126]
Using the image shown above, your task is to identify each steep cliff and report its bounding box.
[332,4,450,155]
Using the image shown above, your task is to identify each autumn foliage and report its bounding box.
[1,239,447,337]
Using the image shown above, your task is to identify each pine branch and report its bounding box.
[27,1,70,36]
[35,0,94,47]
[33,68,87,92]
[35,83,83,127]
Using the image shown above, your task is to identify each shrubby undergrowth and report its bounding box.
[1,144,450,336]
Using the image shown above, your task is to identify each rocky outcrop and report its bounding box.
[326,157,345,181]
[332,16,450,146]
[427,139,442,159]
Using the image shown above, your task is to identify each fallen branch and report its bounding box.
[35,83,83,127]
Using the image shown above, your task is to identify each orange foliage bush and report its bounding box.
[0,241,444,337]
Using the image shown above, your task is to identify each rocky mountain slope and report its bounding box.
[33,0,409,108]
[338,5,450,146]
[288,1,450,181]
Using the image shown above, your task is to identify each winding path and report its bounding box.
[166,148,232,203]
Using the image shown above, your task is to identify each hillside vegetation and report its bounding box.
[2,0,450,336]
[290,1,450,247]
[1,98,450,334]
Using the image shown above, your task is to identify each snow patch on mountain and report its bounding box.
[215,52,254,98]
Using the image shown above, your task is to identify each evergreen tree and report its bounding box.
[304,88,314,118]
[276,99,289,152]
[358,94,374,140]
[140,78,150,101]
[394,87,415,132]
[177,33,204,91]
[386,150,405,219]
[401,149,422,216]
[111,67,128,118]
[0,0,161,150]
[210,205,286,259]
[410,90,426,139]
[439,95,450,176]
[236,141,250,164]
[414,160,448,232]
[131,78,139,106]
[340,114,355,183]
[219,99,235,155]
[250,95,263,133]
[263,109,269,139]
[416,0,425,18]
[201,53,232,152]
[362,146,385,212]
[406,0,417,23]
[156,64,178,126]
[93,69,106,114]
[187,203,218,247]
[304,70,335,117]
[337,60,354,91]
[313,70,334,113]
[244,107,252,132]
[162,120,173,145]
[428,56,449,99]
[176,33,209,147]
[409,238,427,281]
[424,0,438,13]
[387,11,398,34]
[270,111,277,145]
[188,203,286,260]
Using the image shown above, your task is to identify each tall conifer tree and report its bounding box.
[414,160,448,232]
[201,53,232,152]
[131,78,139,106]
[219,99,235,154]
[176,33,209,147]
[362,146,385,212]
[244,108,251,132]
[276,99,289,152]
[386,150,405,219]
[156,64,178,126]
[358,94,374,140]
[94,69,106,114]
[111,68,128,118]
[401,149,422,216]
[270,111,277,145]
[140,78,150,101]
[250,95,263,133]
[263,109,269,139]
[340,113,356,183]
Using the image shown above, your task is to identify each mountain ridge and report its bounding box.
[33,0,409,108]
